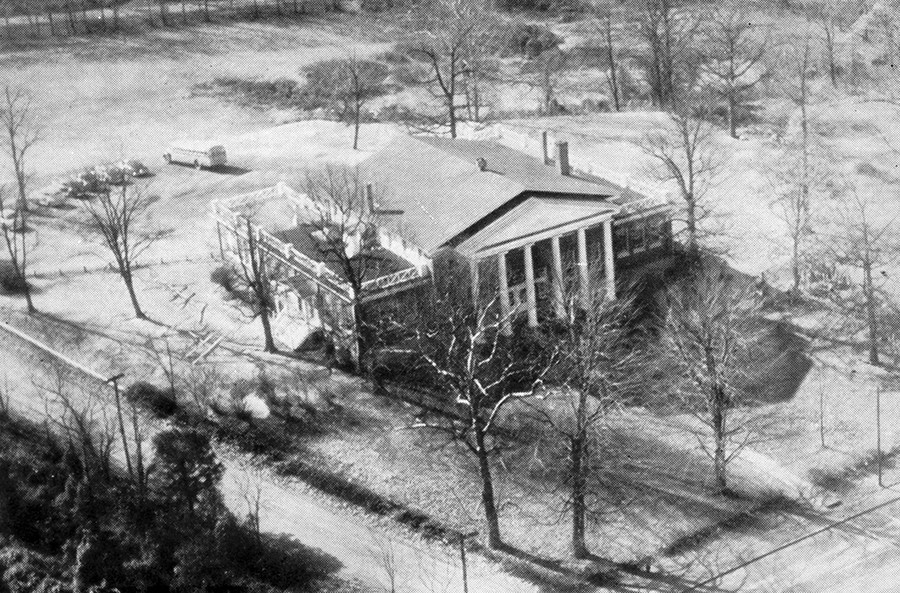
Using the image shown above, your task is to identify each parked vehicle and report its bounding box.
[108,159,151,184]
[164,141,227,169]
[63,166,111,199]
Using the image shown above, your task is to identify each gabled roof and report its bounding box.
[456,196,620,258]
[361,135,620,254]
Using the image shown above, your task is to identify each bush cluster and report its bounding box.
[124,381,178,418]
[0,415,326,593]
[210,264,236,293]
[0,260,27,294]
[499,20,561,58]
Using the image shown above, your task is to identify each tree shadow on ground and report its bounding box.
[742,318,813,405]
[488,542,728,593]
[250,531,343,591]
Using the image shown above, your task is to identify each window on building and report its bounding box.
[629,220,645,253]
[645,215,665,250]
[614,222,629,258]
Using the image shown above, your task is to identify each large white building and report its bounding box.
[212,132,673,351]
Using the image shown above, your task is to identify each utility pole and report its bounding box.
[107,372,133,481]
[459,531,476,593]
[877,386,883,488]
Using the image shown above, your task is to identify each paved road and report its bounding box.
[0,322,541,593]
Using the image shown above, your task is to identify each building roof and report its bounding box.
[361,135,621,254]
[455,196,620,258]
[273,224,412,284]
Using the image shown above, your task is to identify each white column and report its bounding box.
[551,236,565,318]
[470,258,480,306]
[497,252,512,336]
[524,243,538,327]
[604,219,616,300]
[577,227,590,309]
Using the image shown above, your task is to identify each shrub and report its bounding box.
[210,265,236,293]
[499,21,560,58]
[123,382,178,418]
[206,77,302,110]
[0,544,68,593]
[0,261,27,294]
[497,0,582,14]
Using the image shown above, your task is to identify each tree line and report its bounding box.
[0,0,336,40]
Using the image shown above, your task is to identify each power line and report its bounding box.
[680,491,900,592]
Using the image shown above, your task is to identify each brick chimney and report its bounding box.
[555,140,570,176]
[542,131,550,165]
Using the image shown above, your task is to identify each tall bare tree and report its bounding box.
[632,0,700,110]
[83,183,161,321]
[768,129,833,295]
[404,0,490,137]
[303,165,400,369]
[658,265,765,495]
[596,4,623,112]
[530,288,643,558]
[809,0,843,87]
[639,107,723,254]
[769,35,821,294]
[302,56,390,150]
[703,6,768,138]
[0,186,35,312]
[0,86,39,214]
[824,188,899,366]
[405,292,557,549]
[232,216,278,353]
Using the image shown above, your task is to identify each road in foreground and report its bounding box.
[0,321,541,593]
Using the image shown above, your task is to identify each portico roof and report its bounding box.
[456,196,620,259]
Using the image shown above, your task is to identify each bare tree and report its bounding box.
[809,0,843,87]
[823,188,899,366]
[767,130,833,295]
[0,87,39,214]
[82,183,161,321]
[631,0,700,110]
[596,4,623,112]
[658,264,766,495]
[639,108,723,254]
[367,529,400,593]
[404,291,557,550]
[702,6,768,138]
[529,288,644,558]
[303,165,401,369]
[233,216,278,353]
[332,55,389,150]
[404,0,490,137]
[768,35,822,294]
[0,186,35,312]
[519,46,569,115]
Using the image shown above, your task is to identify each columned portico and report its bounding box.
[603,218,615,301]
[523,243,538,327]
[497,251,512,336]
[458,196,621,331]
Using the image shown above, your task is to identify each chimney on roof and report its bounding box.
[542,131,550,165]
[477,157,488,172]
[556,140,571,176]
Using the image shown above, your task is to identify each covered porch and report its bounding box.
[457,196,620,334]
